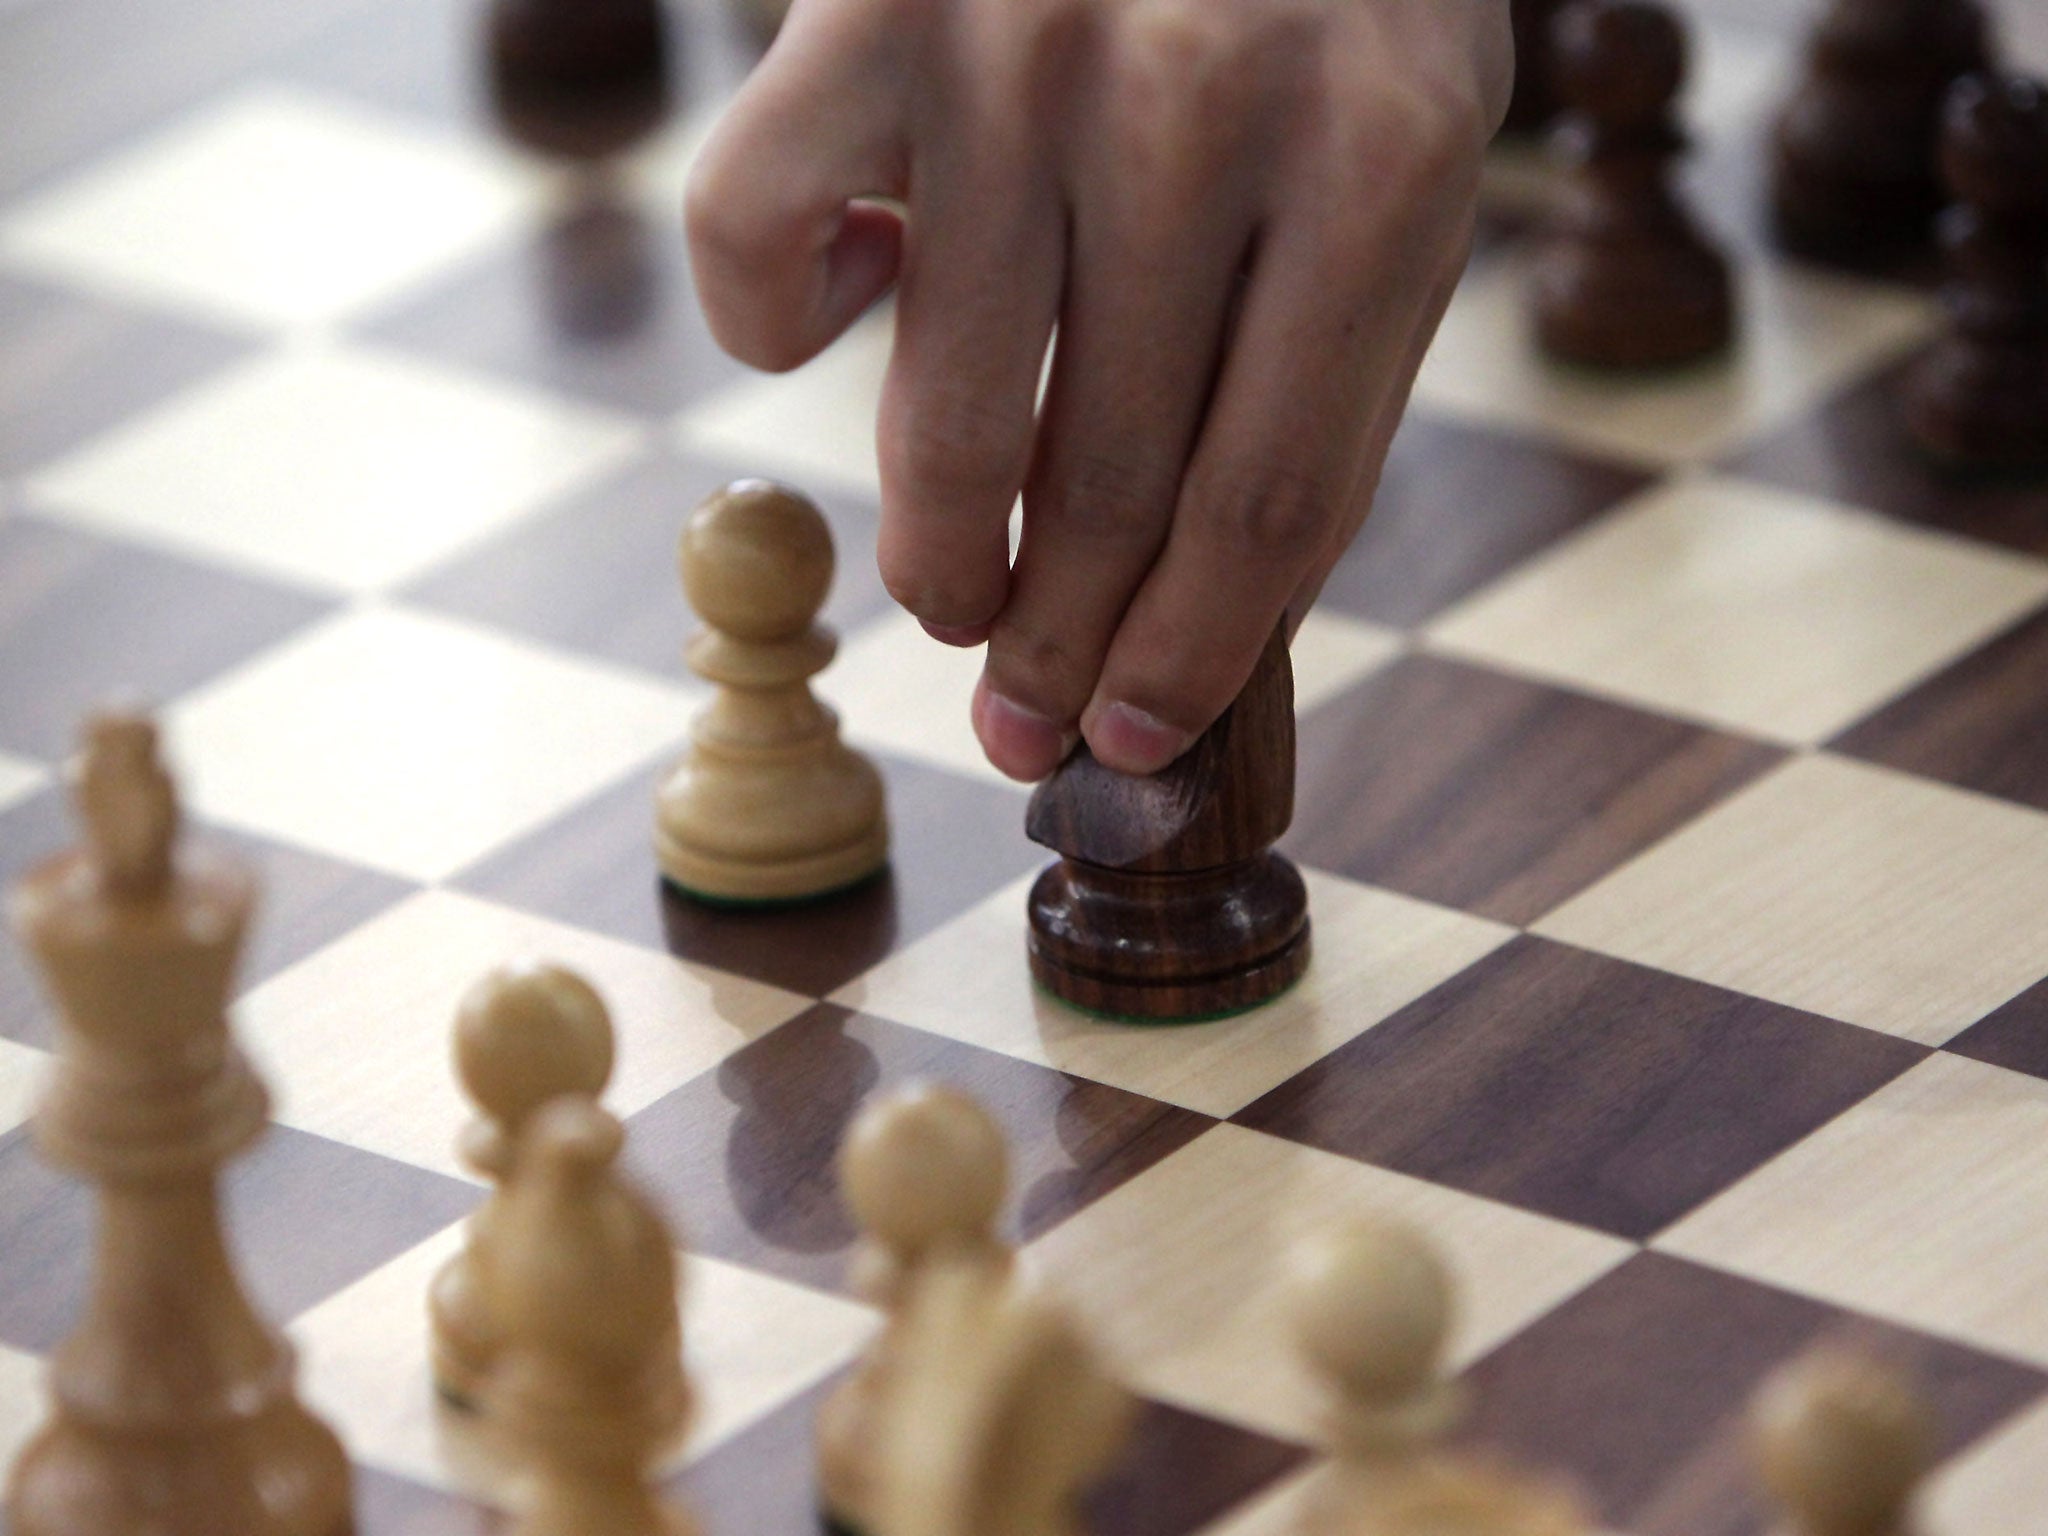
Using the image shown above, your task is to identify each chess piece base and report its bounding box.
[1533,241,1733,369]
[655,821,889,907]
[1026,853,1311,1023]
[1900,337,2048,474]
[7,1404,353,1536]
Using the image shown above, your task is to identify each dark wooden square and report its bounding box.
[0,787,417,1050]
[0,1120,476,1353]
[0,272,254,474]
[624,1004,1214,1296]
[402,447,890,682]
[1234,936,1928,1240]
[0,514,335,761]
[1289,654,1784,924]
[1724,357,2048,558]
[1945,980,2048,1081]
[1831,605,2048,816]
[1314,409,1654,628]
[454,747,1036,1000]
[1461,1251,2048,1536]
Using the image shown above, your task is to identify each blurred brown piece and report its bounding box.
[486,0,673,160]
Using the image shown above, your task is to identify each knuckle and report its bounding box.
[881,388,1028,507]
[1200,460,1337,557]
[989,617,1090,708]
[1035,451,1174,543]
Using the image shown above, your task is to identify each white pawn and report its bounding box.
[483,1096,695,1536]
[817,1083,1011,1532]
[1283,1219,1589,1536]
[429,962,616,1408]
[873,1256,1133,1536]
[1751,1351,1931,1536]
[653,479,889,905]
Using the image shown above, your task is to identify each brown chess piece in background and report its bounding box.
[1899,73,2048,474]
[485,0,673,161]
[1769,0,1994,267]
[1025,623,1309,1023]
[483,1096,696,1536]
[429,962,617,1410]
[1530,0,1733,370]
[1502,0,1569,134]
[654,480,890,906]
[3,711,352,1536]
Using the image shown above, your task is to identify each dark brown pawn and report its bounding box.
[1501,0,1568,135]
[1024,626,1310,1024]
[485,0,672,160]
[1769,0,1993,267]
[1901,74,2048,474]
[1530,0,1732,370]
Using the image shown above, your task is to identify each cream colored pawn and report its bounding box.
[873,1257,1133,1536]
[654,479,888,904]
[818,1084,1012,1534]
[429,962,616,1408]
[1283,1219,1590,1536]
[1750,1351,1932,1536]
[483,1096,695,1536]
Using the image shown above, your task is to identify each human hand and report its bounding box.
[688,0,1512,779]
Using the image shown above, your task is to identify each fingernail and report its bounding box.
[1088,702,1192,775]
[973,682,1075,783]
[921,619,990,648]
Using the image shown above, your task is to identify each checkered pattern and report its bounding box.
[4,0,2048,1532]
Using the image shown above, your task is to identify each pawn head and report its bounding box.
[1284,1217,1453,1410]
[1750,1350,1931,1536]
[840,1082,1008,1253]
[1940,73,2048,214]
[454,961,616,1130]
[680,479,835,644]
[1554,0,1686,125]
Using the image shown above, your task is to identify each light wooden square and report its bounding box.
[0,1037,50,1141]
[1927,1394,2048,1532]
[29,344,641,596]
[1658,1054,2048,1368]
[165,605,695,883]
[1425,476,2048,746]
[0,87,538,331]
[1022,1124,1631,1442]
[236,887,808,1180]
[0,751,47,816]
[1413,258,1933,469]
[674,311,892,500]
[836,869,1513,1118]
[1536,754,2048,1044]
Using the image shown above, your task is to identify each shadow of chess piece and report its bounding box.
[1501,0,1568,135]
[1769,0,1993,267]
[1530,0,1733,370]
[536,179,660,343]
[429,963,617,1411]
[654,480,889,906]
[1900,73,2048,474]
[1025,623,1309,1024]
[485,0,674,161]
[3,712,352,1536]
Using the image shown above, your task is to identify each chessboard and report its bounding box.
[2,0,2047,1532]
